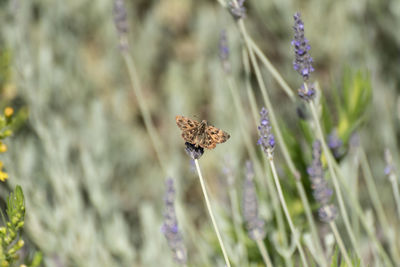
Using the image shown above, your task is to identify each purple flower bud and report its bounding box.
[292,12,314,82]
[257,107,275,156]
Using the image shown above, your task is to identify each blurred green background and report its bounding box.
[1,0,400,266]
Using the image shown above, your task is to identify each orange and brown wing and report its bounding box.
[175,115,200,144]
[203,125,230,149]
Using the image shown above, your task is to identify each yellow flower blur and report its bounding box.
[4,107,14,117]
[0,161,8,182]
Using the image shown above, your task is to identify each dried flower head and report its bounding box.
[161,178,187,264]
[185,142,204,159]
[307,141,337,222]
[242,161,266,240]
[292,12,314,81]
[113,0,129,51]
[229,0,246,20]
[257,107,275,157]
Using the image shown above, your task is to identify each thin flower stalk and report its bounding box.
[308,141,352,267]
[244,27,326,261]
[237,20,299,178]
[384,149,400,220]
[193,159,231,267]
[242,48,260,126]
[256,239,273,267]
[224,63,263,184]
[223,163,249,266]
[348,136,361,238]
[359,148,400,262]
[237,25,324,262]
[258,108,309,267]
[330,158,394,266]
[231,17,326,261]
[248,38,296,102]
[291,13,360,263]
[222,36,292,265]
[224,0,295,101]
[113,0,168,175]
[242,161,272,267]
[329,221,353,267]
[308,100,362,260]
[242,51,294,267]
[268,156,309,267]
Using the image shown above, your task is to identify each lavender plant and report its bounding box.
[162,178,187,265]
[2,0,400,266]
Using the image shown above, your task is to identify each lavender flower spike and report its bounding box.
[257,107,275,158]
[307,141,337,222]
[243,161,266,240]
[292,12,314,81]
[161,178,187,264]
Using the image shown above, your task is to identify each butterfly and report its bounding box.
[175,115,230,149]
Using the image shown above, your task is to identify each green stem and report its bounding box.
[388,171,400,221]
[241,43,291,266]
[194,160,231,267]
[358,148,400,262]
[248,37,296,102]
[308,100,362,261]
[237,20,298,180]
[228,182,249,266]
[331,160,394,266]
[256,239,274,267]
[268,151,309,267]
[295,181,327,266]
[242,48,260,126]
[121,53,168,175]
[329,221,353,267]
[225,75,262,177]
[238,22,325,265]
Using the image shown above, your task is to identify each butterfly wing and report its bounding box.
[176,115,200,144]
[203,125,230,149]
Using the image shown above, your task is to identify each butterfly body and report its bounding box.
[175,116,230,149]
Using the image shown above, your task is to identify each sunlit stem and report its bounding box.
[307,98,362,261]
[237,23,325,264]
[194,159,231,267]
[256,239,273,267]
[267,150,309,267]
[359,148,400,262]
[121,52,168,175]
[329,221,353,267]
[331,160,394,267]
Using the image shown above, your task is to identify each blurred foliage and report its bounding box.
[0,185,42,267]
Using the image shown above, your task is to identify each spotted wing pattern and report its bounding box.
[203,125,230,149]
[175,115,200,144]
[176,115,230,150]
